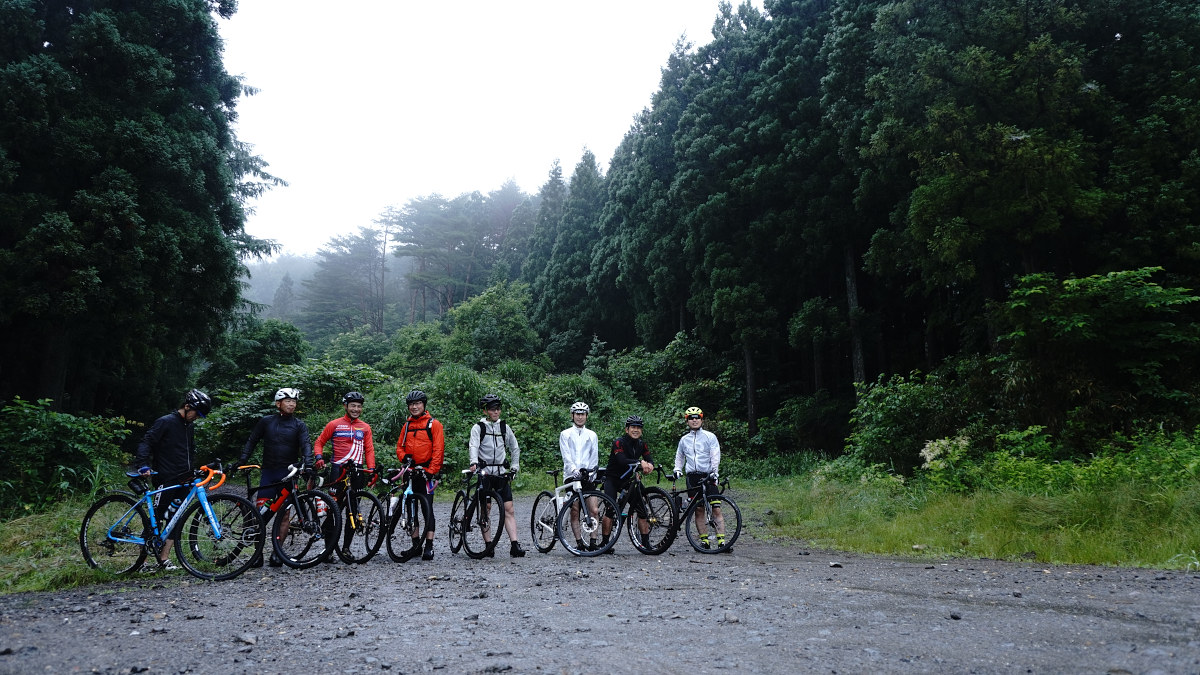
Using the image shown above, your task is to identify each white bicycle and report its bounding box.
[529,468,619,557]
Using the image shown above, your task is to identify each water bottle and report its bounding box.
[389,495,399,513]
[165,498,181,522]
[315,499,327,518]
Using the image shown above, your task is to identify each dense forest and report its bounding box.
[3,0,1200,491]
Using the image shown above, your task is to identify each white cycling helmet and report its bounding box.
[274,387,301,401]
[570,401,590,414]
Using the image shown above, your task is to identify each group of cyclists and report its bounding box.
[132,385,729,571]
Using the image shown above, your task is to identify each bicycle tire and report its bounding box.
[447,491,466,554]
[385,493,428,562]
[684,494,742,554]
[79,493,149,575]
[627,486,677,555]
[529,490,558,553]
[273,490,340,569]
[336,490,385,564]
[556,490,619,557]
[461,489,505,559]
[176,494,264,580]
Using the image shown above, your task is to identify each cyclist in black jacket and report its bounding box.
[600,415,655,553]
[133,389,213,572]
[238,387,313,566]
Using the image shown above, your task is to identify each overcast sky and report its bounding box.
[218,1,742,257]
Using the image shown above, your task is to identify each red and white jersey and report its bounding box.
[314,416,375,467]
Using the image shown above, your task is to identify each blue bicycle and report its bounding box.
[79,464,265,580]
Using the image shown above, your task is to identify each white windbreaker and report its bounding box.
[674,427,721,476]
[469,418,519,475]
[559,425,599,478]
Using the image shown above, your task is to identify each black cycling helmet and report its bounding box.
[405,389,428,405]
[343,391,365,405]
[479,393,502,409]
[624,415,644,428]
[183,389,212,417]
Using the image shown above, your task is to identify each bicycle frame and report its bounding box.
[111,466,226,552]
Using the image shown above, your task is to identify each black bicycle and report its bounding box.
[447,464,504,559]
[666,472,742,553]
[608,466,677,555]
[239,464,341,569]
[324,462,385,564]
[379,457,436,562]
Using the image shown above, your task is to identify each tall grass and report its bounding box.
[0,495,119,593]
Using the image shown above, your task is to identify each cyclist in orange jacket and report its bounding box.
[394,389,444,561]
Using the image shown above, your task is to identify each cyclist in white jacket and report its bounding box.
[673,406,728,550]
[468,394,525,557]
[559,401,600,549]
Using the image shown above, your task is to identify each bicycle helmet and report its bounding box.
[479,393,502,409]
[274,387,301,402]
[570,401,590,414]
[343,391,365,405]
[624,415,644,428]
[183,389,212,417]
[684,406,703,419]
[405,389,428,405]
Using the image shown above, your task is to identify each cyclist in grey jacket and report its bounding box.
[468,394,526,557]
[673,406,728,550]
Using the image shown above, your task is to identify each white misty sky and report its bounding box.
[218,1,747,257]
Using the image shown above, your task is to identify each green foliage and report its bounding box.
[197,357,388,460]
[377,321,449,381]
[325,325,391,367]
[0,398,131,517]
[198,317,310,392]
[444,282,541,370]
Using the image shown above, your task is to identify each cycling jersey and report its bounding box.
[674,427,721,477]
[239,414,313,470]
[559,425,598,478]
[133,410,197,483]
[469,418,520,475]
[314,415,375,468]
[395,412,444,475]
[605,434,652,482]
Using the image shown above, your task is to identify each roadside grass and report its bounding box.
[6,475,1200,595]
[740,476,1200,568]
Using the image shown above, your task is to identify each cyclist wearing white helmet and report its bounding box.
[559,401,599,550]
[238,387,313,567]
[673,406,728,550]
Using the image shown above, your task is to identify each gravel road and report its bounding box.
[1,492,1198,674]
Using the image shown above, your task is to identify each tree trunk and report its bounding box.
[39,324,70,411]
[843,244,867,390]
[744,343,758,437]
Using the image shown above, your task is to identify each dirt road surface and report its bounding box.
[1,493,1198,674]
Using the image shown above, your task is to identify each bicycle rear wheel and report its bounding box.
[274,490,340,569]
[529,490,558,553]
[385,494,426,562]
[80,493,148,575]
[447,491,466,554]
[627,486,677,555]
[336,490,385,564]
[176,494,264,580]
[461,489,504,559]
[556,491,619,557]
[684,494,742,554]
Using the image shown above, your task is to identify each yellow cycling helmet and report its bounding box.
[684,406,704,419]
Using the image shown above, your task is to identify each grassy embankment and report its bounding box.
[3,477,1198,594]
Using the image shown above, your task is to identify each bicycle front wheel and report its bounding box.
[628,486,677,555]
[684,494,742,554]
[176,494,264,580]
[336,490,385,564]
[461,489,504,559]
[556,491,619,557]
[274,490,341,569]
[80,493,148,575]
[447,491,466,554]
[529,490,557,553]
[385,495,426,562]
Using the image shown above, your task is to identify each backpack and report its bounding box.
[476,420,508,445]
[399,416,434,450]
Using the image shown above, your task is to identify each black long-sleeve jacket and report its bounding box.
[133,411,196,483]
[239,414,313,469]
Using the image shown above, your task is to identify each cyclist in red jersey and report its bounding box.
[314,391,376,473]
[393,389,444,561]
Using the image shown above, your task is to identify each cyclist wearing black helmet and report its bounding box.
[394,389,444,561]
[313,391,376,473]
[468,394,525,557]
[599,415,655,552]
[132,388,214,572]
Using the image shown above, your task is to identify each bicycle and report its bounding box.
[324,462,385,564]
[379,456,436,562]
[79,464,264,580]
[446,464,505,559]
[239,463,341,569]
[607,465,677,555]
[666,472,743,553]
[529,468,619,556]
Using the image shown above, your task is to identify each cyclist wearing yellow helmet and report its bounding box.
[673,406,728,550]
